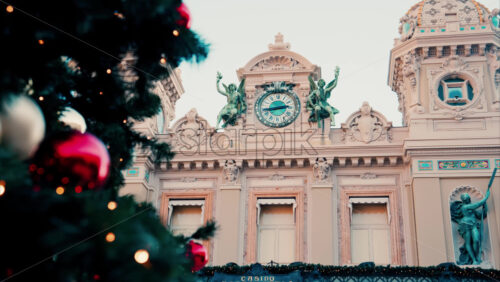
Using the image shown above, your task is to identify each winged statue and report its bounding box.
[215,71,246,129]
[306,66,340,128]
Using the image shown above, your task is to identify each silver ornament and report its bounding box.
[59,107,87,133]
[0,95,46,159]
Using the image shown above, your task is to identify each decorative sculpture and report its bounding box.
[450,168,496,265]
[216,72,246,129]
[306,67,340,128]
[313,157,331,183]
[223,160,239,183]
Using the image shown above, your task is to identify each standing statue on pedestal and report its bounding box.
[215,71,246,129]
[450,184,492,265]
[307,66,340,128]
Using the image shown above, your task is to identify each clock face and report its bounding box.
[255,91,301,128]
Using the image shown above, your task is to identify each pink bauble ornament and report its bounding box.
[186,240,208,272]
[176,3,191,29]
[31,131,110,190]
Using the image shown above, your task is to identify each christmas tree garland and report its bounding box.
[199,262,500,280]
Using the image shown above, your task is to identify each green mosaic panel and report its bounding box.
[438,160,489,170]
[418,160,433,171]
[126,167,140,177]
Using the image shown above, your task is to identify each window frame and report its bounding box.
[160,190,214,258]
[256,198,297,264]
[167,199,205,236]
[340,189,402,265]
[349,198,392,264]
[246,189,303,264]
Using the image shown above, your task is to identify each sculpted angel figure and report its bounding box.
[306,67,340,127]
[450,187,491,265]
[216,71,246,129]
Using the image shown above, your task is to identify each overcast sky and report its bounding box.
[175,0,499,128]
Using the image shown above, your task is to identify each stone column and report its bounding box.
[310,183,335,264]
[412,177,447,265]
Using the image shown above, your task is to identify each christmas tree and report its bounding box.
[0,0,214,280]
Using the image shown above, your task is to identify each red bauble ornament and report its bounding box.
[176,3,191,29]
[186,240,208,272]
[31,131,110,190]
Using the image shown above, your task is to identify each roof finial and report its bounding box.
[268,32,290,50]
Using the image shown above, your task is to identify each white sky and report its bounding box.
[176,0,499,128]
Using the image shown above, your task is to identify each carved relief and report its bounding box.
[398,15,417,42]
[486,45,500,109]
[170,108,213,150]
[360,173,377,179]
[249,56,306,72]
[313,157,330,183]
[341,102,392,144]
[268,174,285,181]
[223,160,240,184]
[180,177,197,183]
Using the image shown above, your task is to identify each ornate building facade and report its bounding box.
[122,0,500,269]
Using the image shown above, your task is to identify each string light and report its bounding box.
[56,186,65,195]
[6,5,14,13]
[38,39,45,45]
[160,57,167,64]
[172,29,180,37]
[113,11,125,19]
[119,158,123,162]
[0,180,6,196]
[38,96,44,101]
[122,119,127,124]
[106,69,112,74]
[134,249,149,264]
[75,186,82,193]
[105,232,115,242]
[107,201,117,210]
[99,91,103,95]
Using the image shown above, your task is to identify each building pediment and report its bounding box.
[237,33,320,80]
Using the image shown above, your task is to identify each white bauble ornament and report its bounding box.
[0,95,46,159]
[60,107,86,133]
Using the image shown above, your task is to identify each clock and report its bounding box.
[255,83,301,128]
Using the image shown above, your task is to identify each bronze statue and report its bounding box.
[450,182,492,265]
[215,72,246,129]
[307,66,340,128]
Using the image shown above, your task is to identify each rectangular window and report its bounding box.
[168,200,204,237]
[257,198,296,264]
[349,197,391,265]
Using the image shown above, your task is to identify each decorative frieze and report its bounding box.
[438,159,489,170]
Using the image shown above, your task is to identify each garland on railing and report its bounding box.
[199,262,500,280]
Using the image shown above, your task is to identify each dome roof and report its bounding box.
[397,0,497,43]
[407,0,490,27]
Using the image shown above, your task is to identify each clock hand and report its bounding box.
[263,105,290,111]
